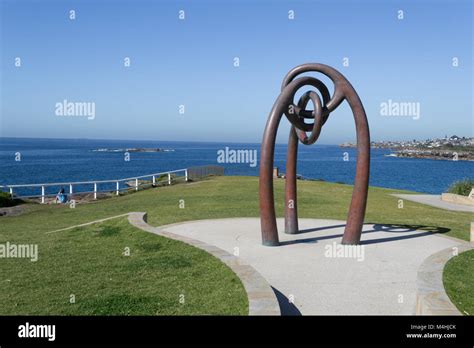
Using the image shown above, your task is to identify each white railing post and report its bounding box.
[69,184,73,195]
[185,169,188,182]
[41,186,45,204]
[152,175,156,186]
[93,183,97,200]
[135,178,139,191]
[116,181,120,195]
[168,173,171,185]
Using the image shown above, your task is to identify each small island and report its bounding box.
[93,148,174,153]
[340,135,474,161]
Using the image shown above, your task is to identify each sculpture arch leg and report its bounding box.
[285,126,298,234]
[341,90,370,245]
[259,102,287,246]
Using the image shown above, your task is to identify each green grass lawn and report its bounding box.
[443,249,474,315]
[0,176,472,315]
[0,217,247,315]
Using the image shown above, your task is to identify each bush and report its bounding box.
[447,178,474,196]
[0,192,23,208]
[156,173,176,183]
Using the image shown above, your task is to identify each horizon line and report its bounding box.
[0,134,470,145]
[0,135,342,146]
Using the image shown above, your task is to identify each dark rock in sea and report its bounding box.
[92,148,174,153]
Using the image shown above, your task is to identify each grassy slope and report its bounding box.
[1,176,471,240]
[443,249,474,315]
[0,217,247,315]
[0,176,472,315]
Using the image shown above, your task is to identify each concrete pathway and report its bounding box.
[392,194,474,213]
[161,218,462,315]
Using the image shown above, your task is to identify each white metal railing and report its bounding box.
[0,168,188,204]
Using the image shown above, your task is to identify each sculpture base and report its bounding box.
[262,240,280,247]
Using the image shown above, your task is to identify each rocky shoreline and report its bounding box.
[340,145,474,161]
[393,149,474,161]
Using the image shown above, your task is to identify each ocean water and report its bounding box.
[0,137,472,196]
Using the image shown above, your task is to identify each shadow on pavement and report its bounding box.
[271,286,302,316]
[280,223,450,246]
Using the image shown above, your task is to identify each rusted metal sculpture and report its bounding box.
[259,63,370,246]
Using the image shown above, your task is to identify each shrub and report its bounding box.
[0,192,13,207]
[0,192,24,208]
[447,178,474,196]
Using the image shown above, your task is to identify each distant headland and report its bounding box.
[340,135,474,161]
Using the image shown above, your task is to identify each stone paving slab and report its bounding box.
[161,218,463,315]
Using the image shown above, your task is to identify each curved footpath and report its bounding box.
[392,194,474,213]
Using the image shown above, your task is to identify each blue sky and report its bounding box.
[1,0,472,144]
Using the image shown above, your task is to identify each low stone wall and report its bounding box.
[441,193,474,206]
[416,244,473,315]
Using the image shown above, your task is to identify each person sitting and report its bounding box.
[56,187,67,203]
